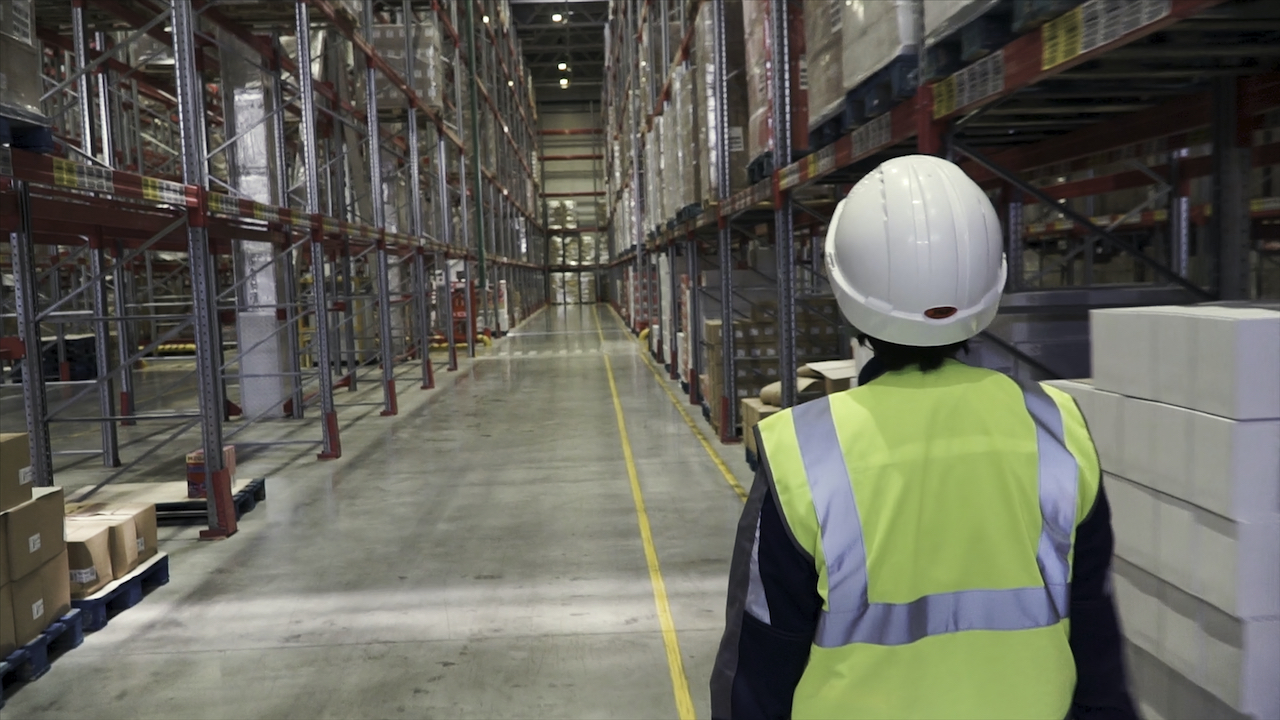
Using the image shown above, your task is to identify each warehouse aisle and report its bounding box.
[8,304,752,720]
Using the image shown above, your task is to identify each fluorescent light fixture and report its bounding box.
[557,62,568,70]
[559,78,570,88]
[552,12,563,22]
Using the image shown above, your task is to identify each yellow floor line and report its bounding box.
[593,309,697,720]
[606,306,749,503]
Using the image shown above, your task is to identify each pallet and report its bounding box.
[71,553,171,633]
[747,152,774,185]
[0,117,55,154]
[843,54,920,128]
[922,0,1014,81]
[0,610,85,708]
[746,447,759,473]
[155,477,267,526]
[1012,0,1084,34]
[680,379,690,395]
[808,107,852,154]
[675,203,707,223]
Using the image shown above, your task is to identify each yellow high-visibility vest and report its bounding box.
[755,360,1100,720]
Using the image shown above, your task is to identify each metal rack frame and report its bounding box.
[603,0,1280,442]
[1,0,547,536]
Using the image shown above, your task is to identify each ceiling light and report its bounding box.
[557,62,568,71]
[508,79,514,87]
[482,14,490,23]
[560,78,570,88]
[552,12,563,22]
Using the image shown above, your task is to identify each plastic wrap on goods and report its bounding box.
[923,0,1003,47]
[671,63,700,211]
[694,0,750,203]
[842,0,921,91]
[579,273,597,304]
[0,33,45,125]
[805,0,846,128]
[742,0,773,162]
[370,22,443,111]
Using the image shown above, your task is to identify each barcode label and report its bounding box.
[70,567,98,584]
[1043,0,1170,69]
[851,113,892,156]
[9,0,34,45]
[30,599,44,620]
[18,466,32,485]
[933,51,1005,119]
[727,127,745,153]
[137,537,146,552]
[28,532,41,554]
[142,177,186,204]
[53,159,116,194]
[208,193,240,216]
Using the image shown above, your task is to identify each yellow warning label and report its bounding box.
[1042,7,1084,69]
[932,77,956,120]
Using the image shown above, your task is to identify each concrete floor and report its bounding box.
[5,304,752,720]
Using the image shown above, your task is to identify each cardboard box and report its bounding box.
[805,359,860,396]
[186,445,236,499]
[65,522,112,598]
[0,582,15,656]
[1,432,33,513]
[10,549,69,648]
[66,513,137,578]
[1,486,65,584]
[741,397,782,457]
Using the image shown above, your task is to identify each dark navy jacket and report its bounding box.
[711,358,1138,720]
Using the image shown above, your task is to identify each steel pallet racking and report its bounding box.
[603,0,1280,442]
[0,0,545,536]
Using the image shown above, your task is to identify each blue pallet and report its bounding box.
[0,118,55,154]
[680,379,690,395]
[71,553,170,633]
[1012,0,1083,33]
[923,1,1014,80]
[844,55,920,127]
[0,610,85,707]
[747,152,774,185]
[746,447,759,473]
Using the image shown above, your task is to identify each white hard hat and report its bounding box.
[824,155,1006,347]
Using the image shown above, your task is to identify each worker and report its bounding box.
[710,155,1136,720]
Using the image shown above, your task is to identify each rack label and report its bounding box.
[207,193,239,216]
[0,147,12,177]
[252,203,279,223]
[933,51,1005,119]
[70,567,98,584]
[1042,0,1172,70]
[851,113,893,157]
[141,177,186,205]
[52,158,115,194]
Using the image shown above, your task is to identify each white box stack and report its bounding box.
[1048,303,1280,720]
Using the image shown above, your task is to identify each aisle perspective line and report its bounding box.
[593,309,697,720]
[606,306,748,503]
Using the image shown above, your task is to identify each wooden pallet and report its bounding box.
[0,610,85,708]
[71,553,171,633]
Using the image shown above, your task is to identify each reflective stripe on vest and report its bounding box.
[791,380,1078,648]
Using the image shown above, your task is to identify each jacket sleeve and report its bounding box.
[1069,480,1139,720]
[710,463,822,720]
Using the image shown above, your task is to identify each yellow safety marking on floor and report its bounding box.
[606,306,749,503]
[593,309,697,720]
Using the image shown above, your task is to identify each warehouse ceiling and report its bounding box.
[509,0,608,105]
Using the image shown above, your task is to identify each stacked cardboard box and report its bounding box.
[843,0,921,94]
[185,445,237,499]
[0,0,45,127]
[693,0,750,205]
[370,21,442,111]
[65,502,159,598]
[804,1,847,129]
[1,471,71,657]
[742,0,773,165]
[1048,304,1280,720]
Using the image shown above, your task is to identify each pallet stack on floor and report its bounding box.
[1048,304,1280,720]
[1,431,168,701]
